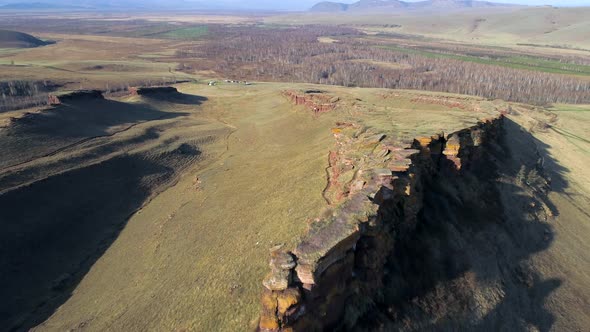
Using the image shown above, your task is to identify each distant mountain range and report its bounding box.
[0,0,316,11]
[0,0,524,12]
[310,0,521,12]
[0,1,205,10]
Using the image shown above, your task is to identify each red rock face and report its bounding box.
[47,95,61,106]
[128,87,139,96]
[283,90,337,114]
[258,115,504,331]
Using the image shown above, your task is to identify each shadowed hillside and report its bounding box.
[0,95,176,169]
[0,30,52,48]
[0,88,224,331]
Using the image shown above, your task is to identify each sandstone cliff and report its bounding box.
[283,90,339,114]
[259,115,509,331]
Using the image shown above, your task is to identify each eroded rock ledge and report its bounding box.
[48,90,104,105]
[283,90,339,114]
[259,115,504,331]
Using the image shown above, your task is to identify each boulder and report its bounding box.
[263,269,290,291]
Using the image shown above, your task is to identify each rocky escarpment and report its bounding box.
[259,115,504,331]
[130,86,179,96]
[48,87,182,105]
[283,90,339,114]
[48,90,104,105]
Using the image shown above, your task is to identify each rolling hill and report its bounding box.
[310,0,519,12]
[273,6,590,50]
[0,30,51,48]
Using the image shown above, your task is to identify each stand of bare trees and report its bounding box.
[0,80,60,112]
[176,25,590,105]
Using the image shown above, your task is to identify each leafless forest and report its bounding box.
[2,22,589,108]
[176,25,590,105]
[0,81,59,112]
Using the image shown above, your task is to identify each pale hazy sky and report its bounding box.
[307,0,589,3]
[1,0,589,10]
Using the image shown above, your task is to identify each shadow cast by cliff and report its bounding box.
[0,94,206,331]
[0,97,194,170]
[138,89,208,105]
[356,117,568,331]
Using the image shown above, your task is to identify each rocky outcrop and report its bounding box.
[283,90,338,114]
[48,90,104,105]
[258,115,504,331]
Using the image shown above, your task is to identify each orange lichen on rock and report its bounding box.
[416,136,433,147]
[260,282,301,331]
[260,290,280,331]
[277,288,301,316]
[443,135,463,169]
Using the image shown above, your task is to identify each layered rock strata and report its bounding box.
[259,115,504,331]
[283,90,338,114]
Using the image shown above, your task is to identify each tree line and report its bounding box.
[0,80,60,112]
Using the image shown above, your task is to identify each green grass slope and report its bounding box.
[406,6,590,49]
[269,6,590,49]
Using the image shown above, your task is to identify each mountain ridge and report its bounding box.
[310,0,521,12]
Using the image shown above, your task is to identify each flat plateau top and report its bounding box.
[3,82,504,331]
